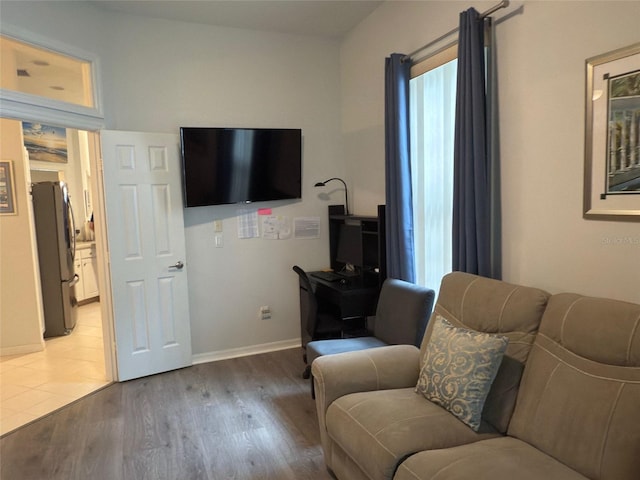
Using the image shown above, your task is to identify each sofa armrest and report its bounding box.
[312,345,421,465]
[313,343,419,415]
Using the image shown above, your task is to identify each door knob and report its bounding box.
[169,261,184,270]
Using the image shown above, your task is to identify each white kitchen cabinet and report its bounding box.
[74,257,84,301]
[75,243,99,302]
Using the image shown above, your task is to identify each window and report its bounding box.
[0,30,103,130]
[409,46,457,293]
[1,34,94,108]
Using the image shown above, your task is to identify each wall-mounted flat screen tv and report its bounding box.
[180,127,302,207]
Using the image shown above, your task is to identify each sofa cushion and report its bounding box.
[307,336,388,366]
[393,436,589,480]
[508,293,640,480]
[415,316,509,431]
[325,388,502,480]
[421,272,550,433]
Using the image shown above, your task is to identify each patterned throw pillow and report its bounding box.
[415,316,509,431]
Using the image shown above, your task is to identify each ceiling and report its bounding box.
[90,0,384,39]
[2,1,383,105]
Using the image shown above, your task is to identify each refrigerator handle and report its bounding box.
[68,198,77,259]
[70,274,80,287]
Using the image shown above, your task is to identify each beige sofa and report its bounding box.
[312,272,640,480]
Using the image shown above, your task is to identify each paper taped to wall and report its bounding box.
[293,217,320,239]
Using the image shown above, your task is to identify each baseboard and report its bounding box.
[0,342,44,357]
[192,338,301,365]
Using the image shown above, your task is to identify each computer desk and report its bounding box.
[308,271,379,320]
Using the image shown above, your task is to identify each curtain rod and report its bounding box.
[402,0,509,63]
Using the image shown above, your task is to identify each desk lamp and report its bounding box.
[314,177,350,215]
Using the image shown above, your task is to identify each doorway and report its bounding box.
[1,33,194,432]
[0,122,111,436]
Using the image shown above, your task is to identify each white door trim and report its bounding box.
[87,132,118,381]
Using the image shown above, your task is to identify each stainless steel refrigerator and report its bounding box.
[32,181,79,338]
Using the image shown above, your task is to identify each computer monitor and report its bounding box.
[336,224,363,272]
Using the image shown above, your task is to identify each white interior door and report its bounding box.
[101,130,191,381]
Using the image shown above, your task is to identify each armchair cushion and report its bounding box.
[415,316,509,431]
[326,388,501,480]
[306,336,388,366]
[394,437,589,480]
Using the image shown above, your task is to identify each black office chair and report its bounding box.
[293,265,344,379]
[305,278,435,396]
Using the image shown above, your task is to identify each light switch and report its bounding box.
[214,234,223,248]
[213,220,223,232]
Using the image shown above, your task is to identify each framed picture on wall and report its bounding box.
[22,122,68,163]
[0,160,17,215]
[584,42,640,221]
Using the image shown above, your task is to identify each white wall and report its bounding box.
[496,1,640,302]
[1,1,346,357]
[101,15,345,356]
[0,119,44,355]
[2,0,638,361]
[340,0,640,303]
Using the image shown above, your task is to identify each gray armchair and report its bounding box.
[305,278,435,395]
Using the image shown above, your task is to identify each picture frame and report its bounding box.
[22,122,68,163]
[584,42,640,221]
[0,160,17,215]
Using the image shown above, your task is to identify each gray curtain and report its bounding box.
[384,53,416,282]
[452,8,499,278]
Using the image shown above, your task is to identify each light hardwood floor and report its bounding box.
[0,347,334,480]
[0,302,109,436]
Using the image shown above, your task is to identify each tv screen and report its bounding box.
[180,127,302,207]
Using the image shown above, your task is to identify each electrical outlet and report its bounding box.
[259,306,272,320]
[213,220,223,232]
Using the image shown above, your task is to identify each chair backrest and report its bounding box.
[293,265,318,348]
[373,278,435,347]
[421,272,550,433]
[508,293,640,480]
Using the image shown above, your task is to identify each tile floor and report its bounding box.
[0,302,110,436]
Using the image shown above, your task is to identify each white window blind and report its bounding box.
[409,56,457,294]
